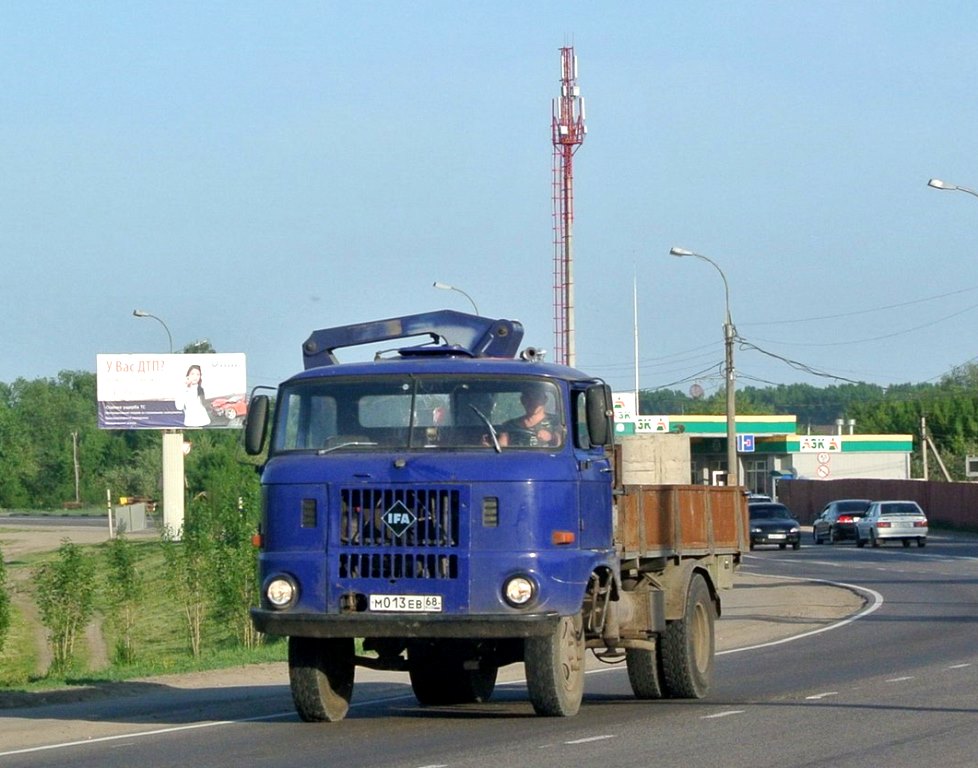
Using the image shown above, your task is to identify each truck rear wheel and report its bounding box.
[408,641,498,705]
[288,636,355,722]
[626,642,664,699]
[660,573,715,699]
[525,613,585,717]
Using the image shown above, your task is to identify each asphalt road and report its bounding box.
[2,530,976,767]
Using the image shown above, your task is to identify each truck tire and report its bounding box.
[626,642,664,699]
[525,613,585,717]
[288,636,355,722]
[408,641,498,705]
[660,573,715,699]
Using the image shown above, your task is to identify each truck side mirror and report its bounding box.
[585,384,614,447]
[244,395,270,455]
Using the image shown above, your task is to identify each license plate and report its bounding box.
[768,533,786,540]
[369,594,443,613]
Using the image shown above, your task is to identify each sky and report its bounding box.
[4,1,978,400]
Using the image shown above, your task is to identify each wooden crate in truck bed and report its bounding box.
[615,484,749,559]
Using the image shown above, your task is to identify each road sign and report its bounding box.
[736,434,755,453]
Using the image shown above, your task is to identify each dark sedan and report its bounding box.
[812,499,871,544]
[749,502,801,550]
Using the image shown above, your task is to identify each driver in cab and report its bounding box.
[498,383,563,448]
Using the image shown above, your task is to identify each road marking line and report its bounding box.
[565,735,615,744]
[886,676,914,682]
[718,576,884,655]
[949,663,972,669]
[702,710,744,719]
[805,692,839,700]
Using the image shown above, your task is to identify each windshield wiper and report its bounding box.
[317,441,378,455]
[468,404,501,453]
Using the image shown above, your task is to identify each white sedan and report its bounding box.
[855,501,928,548]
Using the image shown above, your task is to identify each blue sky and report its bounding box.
[4,1,978,398]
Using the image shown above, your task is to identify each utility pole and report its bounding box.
[920,416,928,481]
[71,430,80,505]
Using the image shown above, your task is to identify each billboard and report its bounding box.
[97,353,247,430]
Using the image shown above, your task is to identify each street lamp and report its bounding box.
[669,246,739,487]
[927,178,978,199]
[132,309,173,353]
[432,282,480,315]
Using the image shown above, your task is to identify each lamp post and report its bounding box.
[928,178,978,199]
[926,177,977,484]
[669,247,739,487]
[432,281,480,315]
[132,309,173,353]
[131,308,183,537]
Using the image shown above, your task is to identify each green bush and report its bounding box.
[0,544,10,654]
[34,540,97,677]
[103,535,143,665]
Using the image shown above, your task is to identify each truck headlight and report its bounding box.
[265,575,298,609]
[503,575,536,607]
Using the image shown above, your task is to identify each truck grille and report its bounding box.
[338,487,461,580]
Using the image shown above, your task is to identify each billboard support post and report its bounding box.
[162,430,185,539]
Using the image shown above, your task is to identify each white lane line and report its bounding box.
[948,663,972,669]
[886,676,914,683]
[565,735,615,744]
[805,692,839,700]
[718,575,884,655]
[0,713,292,758]
[702,710,745,719]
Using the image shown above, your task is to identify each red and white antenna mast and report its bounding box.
[552,46,586,367]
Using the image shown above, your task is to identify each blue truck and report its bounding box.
[245,310,747,721]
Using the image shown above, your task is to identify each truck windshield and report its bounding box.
[271,375,564,453]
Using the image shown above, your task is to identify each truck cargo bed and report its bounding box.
[616,484,748,559]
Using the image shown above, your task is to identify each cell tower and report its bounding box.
[552,46,586,367]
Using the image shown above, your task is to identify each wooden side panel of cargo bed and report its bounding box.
[617,484,746,558]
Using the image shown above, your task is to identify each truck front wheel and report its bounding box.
[288,636,355,722]
[525,613,585,717]
[660,573,715,699]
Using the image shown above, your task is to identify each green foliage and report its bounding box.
[34,540,97,677]
[0,544,10,654]
[0,371,161,508]
[103,535,144,665]
[208,486,263,650]
[161,506,214,659]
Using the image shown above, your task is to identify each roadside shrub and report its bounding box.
[34,539,97,676]
[104,535,144,664]
[161,500,214,658]
[0,544,10,653]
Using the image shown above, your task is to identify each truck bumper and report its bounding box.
[251,608,561,639]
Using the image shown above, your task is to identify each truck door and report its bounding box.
[572,389,613,551]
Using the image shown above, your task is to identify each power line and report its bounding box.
[740,285,978,327]
[745,301,978,348]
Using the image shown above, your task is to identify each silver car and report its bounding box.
[855,501,928,548]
